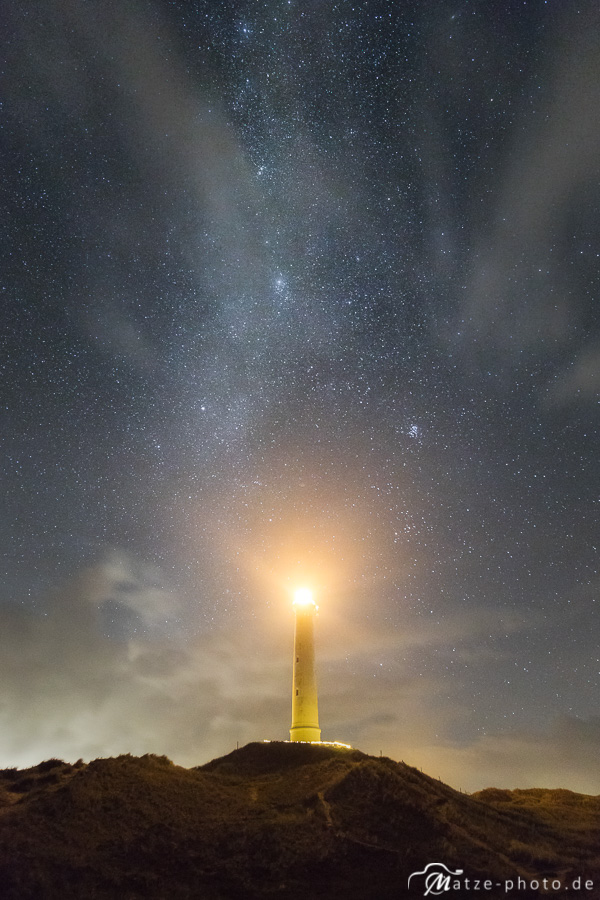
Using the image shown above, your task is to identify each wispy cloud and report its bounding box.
[4,552,596,796]
[454,4,600,408]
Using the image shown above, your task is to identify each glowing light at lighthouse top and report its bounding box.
[293,587,316,608]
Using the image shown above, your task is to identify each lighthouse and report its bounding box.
[290,587,321,742]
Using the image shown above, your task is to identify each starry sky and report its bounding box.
[2,0,599,792]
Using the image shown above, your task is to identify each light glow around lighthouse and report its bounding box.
[293,587,315,607]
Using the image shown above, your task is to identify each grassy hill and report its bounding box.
[0,742,598,898]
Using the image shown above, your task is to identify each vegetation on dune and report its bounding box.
[0,744,597,899]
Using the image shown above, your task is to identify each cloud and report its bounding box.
[454,3,600,405]
[406,715,600,795]
[319,667,600,795]
[545,339,600,408]
[1,552,597,797]
[0,551,293,767]
[80,302,159,373]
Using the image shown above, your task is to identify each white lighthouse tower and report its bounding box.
[290,587,321,742]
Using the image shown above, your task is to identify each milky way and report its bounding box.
[2,0,599,791]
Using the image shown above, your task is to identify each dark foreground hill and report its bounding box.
[0,742,598,899]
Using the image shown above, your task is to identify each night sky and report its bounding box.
[2,0,599,793]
